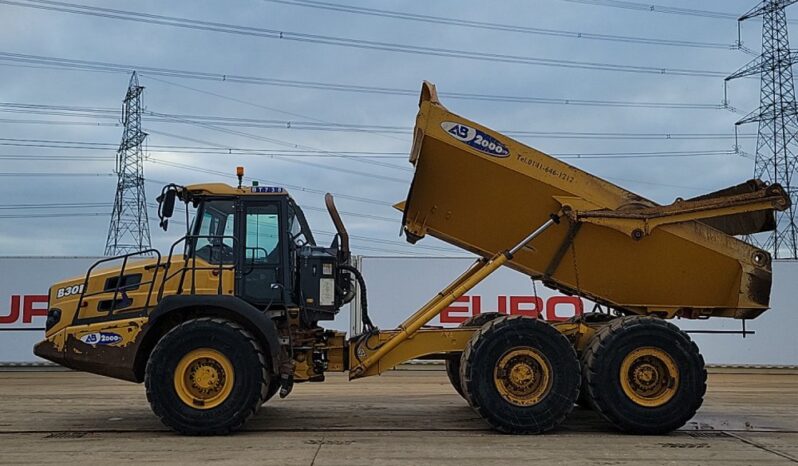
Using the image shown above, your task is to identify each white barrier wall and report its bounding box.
[1,256,796,366]
[0,257,101,363]
[356,257,798,366]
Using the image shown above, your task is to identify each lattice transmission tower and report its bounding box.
[104,71,151,256]
[727,0,798,259]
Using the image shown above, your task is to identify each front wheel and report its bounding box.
[145,317,270,435]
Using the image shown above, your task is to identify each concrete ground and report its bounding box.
[0,367,796,465]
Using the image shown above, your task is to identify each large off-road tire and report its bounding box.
[445,312,503,398]
[582,316,706,435]
[459,315,580,434]
[570,312,619,410]
[145,317,270,435]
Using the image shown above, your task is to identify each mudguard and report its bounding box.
[143,295,283,375]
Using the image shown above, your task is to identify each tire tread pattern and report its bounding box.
[445,313,503,397]
[459,315,581,434]
[582,315,707,434]
[145,317,269,435]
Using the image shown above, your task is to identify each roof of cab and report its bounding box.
[183,183,289,197]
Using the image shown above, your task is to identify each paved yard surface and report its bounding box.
[0,367,796,465]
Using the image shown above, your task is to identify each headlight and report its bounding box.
[45,308,61,331]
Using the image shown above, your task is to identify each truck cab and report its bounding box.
[35,180,356,392]
[181,182,347,316]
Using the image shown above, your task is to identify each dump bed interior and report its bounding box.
[399,82,774,320]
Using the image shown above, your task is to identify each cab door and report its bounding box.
[236,200,285,306]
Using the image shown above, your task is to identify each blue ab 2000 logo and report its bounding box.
[79,332,123,346]
[441,122,510,158]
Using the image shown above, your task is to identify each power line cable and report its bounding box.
[0,212,111,218]
[0,202,444,255]
[0,150,738,162]
[265,0,741,50]
[0,110,756,142]
[0,102,732,138]
[0,117,119,127]
[0,52,731,108]
[0,200,400,231]
[0,202,109,210]
[0,138,745,158]
[1,168,718,193]
[141,75,405,144]
[0,172,114,177]
[143,70,727,111]
[0,114,758,140]
[143,157,396,207]
[0,1,729,77]
[143,112,413,173]
[561,0,798,22]
[0,207,427,256]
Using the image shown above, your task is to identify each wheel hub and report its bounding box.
[190,360,223,393]
[494,348,552,407]
[174,348,235,409]
[620,347,679,408]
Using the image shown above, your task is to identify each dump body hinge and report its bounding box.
[555,182,790,240]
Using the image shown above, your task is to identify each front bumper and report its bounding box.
[33,318,148,382]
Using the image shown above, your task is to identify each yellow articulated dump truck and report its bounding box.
[35,82,789,435]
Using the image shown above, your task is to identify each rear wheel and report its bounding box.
[445,313,503,398]
[459,316,580,434]
[145,317,270,435]
[582,316,706,434]
[570,312,619,409]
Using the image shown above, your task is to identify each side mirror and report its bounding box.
[157,187,178,231]
[161,189,176,219]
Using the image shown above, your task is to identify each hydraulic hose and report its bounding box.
[339,264,374,332]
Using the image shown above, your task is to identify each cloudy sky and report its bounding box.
[0,0,783,257]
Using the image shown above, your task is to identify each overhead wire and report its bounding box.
[1,168,731,194]
[0,138,746,159]
[561,0,798,24]
[0,212,111,218]
[0,111,755,141]
[0,116,758,140]
[0,150,740,162]
[141,74,406,145]
[0,1,730,77]
[0,172,114,177]
[265,0,742,50]
[0,52,731,109]
[143,110,414,173]
[0,202,452,256]
[142,157,396,207]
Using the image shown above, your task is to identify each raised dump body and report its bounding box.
[400,82,789,320]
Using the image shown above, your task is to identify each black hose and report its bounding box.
[339,264,374,332]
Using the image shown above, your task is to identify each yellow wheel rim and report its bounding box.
[619,347,679,408]
[494,347,552,407]
[173,348,234,409]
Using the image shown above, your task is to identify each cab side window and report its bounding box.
[245,205,280,264]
